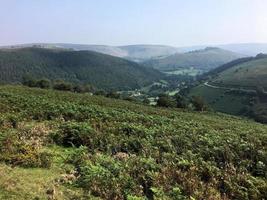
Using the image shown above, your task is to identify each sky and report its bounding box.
[1,0,267,47]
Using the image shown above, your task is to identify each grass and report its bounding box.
[164,68,203,76]
[0,145,84,200]
[212,57,267,89]
[189,85,249,115]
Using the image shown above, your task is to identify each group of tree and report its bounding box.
[22,76,94,93]
[22,76,145,103]
[156,93,208,111]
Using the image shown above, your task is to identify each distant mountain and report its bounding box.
[118,45,179,62]
[178,43,267,56]
[143,47,244,72]
[0,48,163,90]
[218,43,267,56]
[1,43,179,62]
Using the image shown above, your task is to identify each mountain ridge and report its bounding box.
[0,47,163,90]
[143,47,244,72]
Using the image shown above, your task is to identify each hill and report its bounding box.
[0,85,266,199]
[1,43,179,62]
[118,45,179,62]
[143,47,243,73]
[178,43,267,56]
[0,47,163,90]
[210,55,267,89]
[188,55,267,122]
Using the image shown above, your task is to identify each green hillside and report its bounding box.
[188,55,267,122]
[0,85,266,200]
[211,57,267,89]
[1,44,179,62]
[143,47,243,73]
[0,48,163,90]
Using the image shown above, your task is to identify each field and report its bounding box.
[0,85,266,200]
[164,68,203,76]
[189,85,251,115]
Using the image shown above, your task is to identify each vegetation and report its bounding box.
[188,54,267,123]
[0,47,163,90]
[0,85,266,199]
[143,47,243,72]
[211,56,267,89]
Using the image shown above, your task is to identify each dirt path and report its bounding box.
[203,82,260,93]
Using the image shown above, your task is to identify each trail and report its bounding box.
[203,82,259,93]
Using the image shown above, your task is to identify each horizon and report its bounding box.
[1,0,267,46]
[2,42,267,49]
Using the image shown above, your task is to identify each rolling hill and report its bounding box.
[1,43,179,62]
[178,43,267,56]
[209,55,267,89]
[143,47,244,73]
[0,47,163,90]
[188,55,267,122]
[118,45,179,62]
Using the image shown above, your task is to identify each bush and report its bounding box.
[106,91,120,99]
[175,94,188,108]
[73,84,93,93]
[0,132,52,168]
[191,96,208,111]
[36,79,51,89]
[53,80,73,91]
[156,94,176,108]
[22,75,37,87]
[52,122,96,147]
[77,154,141,200]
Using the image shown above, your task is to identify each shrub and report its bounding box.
[0,132,52,168]
[156,94,176,108]
[35,79,51,89]
[22,75,37,87]
[53,80,73,91]
[52,122,96,147]
[106,91,120,99]
[191,96,208,111]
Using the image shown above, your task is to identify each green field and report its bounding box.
[164,68,203,76]
[0,86,266,200]
[189,85,250,115]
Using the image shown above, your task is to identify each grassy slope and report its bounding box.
[0,48,163,90]
[0,86,266,199]
[212,57,267,89]
[189,85,250,115]
[188,57,267,121]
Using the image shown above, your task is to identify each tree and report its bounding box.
[106,91,120,99]
[72,84,95,93]
[22,75,37,87]
[175,94,187,108]
[191,96,208,111]
[36,79,51,89]
[156,94,176,108]
[143,97,150,105]
[94,90,106,96]
[53,80,73,91]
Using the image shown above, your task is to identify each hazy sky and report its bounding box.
[1,0,267,46]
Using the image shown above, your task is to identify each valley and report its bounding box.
[2,1,267,199]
